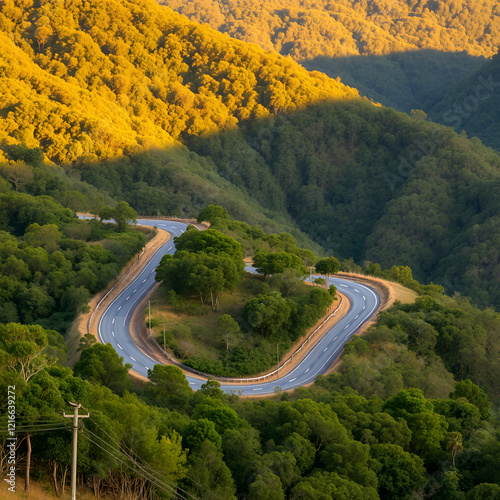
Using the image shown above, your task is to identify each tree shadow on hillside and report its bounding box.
[302,49,487,113]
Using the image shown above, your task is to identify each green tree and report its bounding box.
[249,470,285,500]
[241,291,293,337]
[113,201,137,232]
[73,343,132,395]
[383,389,448,455]
[146,364,193,411]
[183,440,236,500]
[78,333,97,352]
[0,161,34,191]
[222,427,262,491]
[100,201,137,232]
[184,419,222,452]
[217,314,240,350]
[451,379,491,420]
[370,444,426,499]
[197,205,230,224]
[466,483,500,500]
[315,257,341,289]
[446,432,463,468]
[174,228,244,275]
[0,323,50,382]
[253,251,307,280]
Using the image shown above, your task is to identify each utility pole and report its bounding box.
[63,402,89,500]
[148,299,151,336]
[308,266,315,285]
[277,343,280,380]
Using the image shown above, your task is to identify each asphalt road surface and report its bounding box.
[96,219,380,395]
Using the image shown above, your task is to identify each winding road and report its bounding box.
[96,219,380,395]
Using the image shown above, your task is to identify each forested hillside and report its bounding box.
[1,0,499,310]
[2,276,500,499]
[159,0,499,113]
[429,53,500,149]
[0,0,356,165]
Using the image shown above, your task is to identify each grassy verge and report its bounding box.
[149,274,268,361]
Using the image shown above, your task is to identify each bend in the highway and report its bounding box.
[97,219,380,395]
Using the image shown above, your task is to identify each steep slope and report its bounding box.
[0,0,358,165]
[158,0,497,112]
[185,101,500,309]
[1,0,500,309]
[429,53,500,150]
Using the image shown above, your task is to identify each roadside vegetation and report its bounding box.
[2,261,500,499]
[152,215,336,376]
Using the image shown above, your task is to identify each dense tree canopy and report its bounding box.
[159,0,499,116]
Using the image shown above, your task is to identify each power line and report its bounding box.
[80,430,190,500]
[0,425,70,433]
[83,427,194,500]
[86,416,217,500]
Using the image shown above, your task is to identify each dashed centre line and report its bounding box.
[130,356,136,361]
[112,318,115,324]
[117,343,122,349]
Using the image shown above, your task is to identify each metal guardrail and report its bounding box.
[153,295,344,384]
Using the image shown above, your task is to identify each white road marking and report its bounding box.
[117,344,122,349]
[189,382,195,385]
[126,296,130,301]
[323,347,328,352]
[363,306,366,310]
[118,306,122,311]
[333,336,338,341]
[112,318,115,324]
[133,288,137,293]
[305,368,310,373]
[355,315,359,319]
[344,324,350,330]
[355,288,360,293]
[340,284,348,287]
[142,279,147,283]
[130,357,136,361]
[151,270,155,273]
[252,388,263,391]
[289,378,297,382]
[363,295,366,300]
[112,331,115,336]
[145,366,150,370]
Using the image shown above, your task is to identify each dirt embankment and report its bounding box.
[66,228,171,366]
[318,273,417,379]
[128,291,351,385]
[335,272,417,337]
